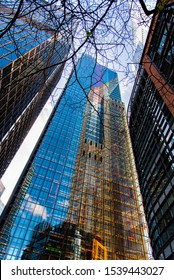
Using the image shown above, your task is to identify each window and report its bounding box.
[148,8,174,86]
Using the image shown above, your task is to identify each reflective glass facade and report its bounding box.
[0,55,150,260]
[148,7,174,87]
[128,2,174,260]
[0,2,73,176]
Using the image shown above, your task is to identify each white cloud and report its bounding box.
[63,199,69,207]
[57,198,69,208]
[22,194,48,220]
[1,101,53,206]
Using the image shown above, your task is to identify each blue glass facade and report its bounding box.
[0,2,73,176]
[0,18,50,68]
[0,55,150,260]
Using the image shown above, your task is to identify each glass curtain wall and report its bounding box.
[0,55,151,260]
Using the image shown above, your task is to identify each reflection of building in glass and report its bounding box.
[21,221,106,260]
[0,55,151,260]
[0,181,5,215]
[0,1,74,177]
[0,166,34,258]
[128,1,174,260]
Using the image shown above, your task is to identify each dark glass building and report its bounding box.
[128,1,174,260]
[0,55,151,260]
[0,1,74,177]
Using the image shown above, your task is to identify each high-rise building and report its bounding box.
[0,55,151,260]
[0,1,74,177]
[128,1,174,260]
[130,0,156,75]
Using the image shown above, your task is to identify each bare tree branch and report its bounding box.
[0,0,24,38]
[138,0,156,15]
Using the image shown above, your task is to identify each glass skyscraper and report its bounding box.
[0,55,151,260]
[0,1,74,177]
[128,2,174,260]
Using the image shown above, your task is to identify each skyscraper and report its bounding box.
[0,1,74,177]
[130,0,156,76]
[128,1,174,259]
[0,55,151,260]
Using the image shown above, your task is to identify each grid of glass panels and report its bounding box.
[148,6,174,88]
[128,68,174,260]
[0,56,150,260]
[0,55,97,260]
[0,17,51,68]
[0,2,72,176]
[67,90,150,259]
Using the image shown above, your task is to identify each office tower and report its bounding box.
[0,1,74,177]
[130,0,155,75]
[0,181,5,216]
[0,55,151,260]
[128,1,174,260]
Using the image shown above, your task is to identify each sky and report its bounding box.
[0,0,157,206]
